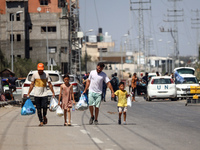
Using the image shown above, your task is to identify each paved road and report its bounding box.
[1,89,200,150]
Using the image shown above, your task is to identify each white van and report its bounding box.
[174,67,199,99]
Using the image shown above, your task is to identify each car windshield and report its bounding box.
[152,78,172,84]
[175,77,198,84]
[69,77,74,82]
[28,73,60,82]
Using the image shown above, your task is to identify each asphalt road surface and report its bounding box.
[1,90,200,150]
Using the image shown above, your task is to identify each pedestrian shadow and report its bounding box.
[82,123,137,126]
[27,124,65,127]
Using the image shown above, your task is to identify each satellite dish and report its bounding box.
[37,7,41,12]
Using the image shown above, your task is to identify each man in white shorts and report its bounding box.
[83,62,115,125]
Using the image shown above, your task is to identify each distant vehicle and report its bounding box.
[13,79,25,95]
[21,70,63,106]
[146,76,177,101]
[174,67,195,75]
[68,74,84,102]
[175,74,199,99]
[148,72,161,78]
[173,67,198,99]
[136,79,147,95]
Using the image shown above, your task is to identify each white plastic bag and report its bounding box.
[56,105,64,117]
[49,97,58,112]
[127,96,132,107]
[75,94,88,111]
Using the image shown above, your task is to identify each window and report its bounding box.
[16,13,20,21]
[29,47,32,51]
[48,26,56,32]
[41,26,56,33]
[61,47,67,53]
[10,13,14,21]
[40,0,48,5]
[58,0,66,8]
[17,55,21,58]
[10,34,14,42]
[17,34,21,41]
[48,47,57,53]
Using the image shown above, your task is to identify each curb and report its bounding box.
[0,99,21,107]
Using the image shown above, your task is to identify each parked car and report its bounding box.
[21,70,63,106]
[69,74,84,102]
[175,74,199,99]
[13,79,25,95]
[137,79,147,95]
[146,76,177,101]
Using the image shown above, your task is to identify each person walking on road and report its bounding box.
[58,74,75,126]
[127,74,132,93]
[27,63,55,126]
[83,62,115,125]
[114,82,129,125]
[131,73,137,102]
[110,73,119,101]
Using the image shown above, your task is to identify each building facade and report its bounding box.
[0,0,69,73]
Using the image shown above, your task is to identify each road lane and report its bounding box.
[0,91,200,150]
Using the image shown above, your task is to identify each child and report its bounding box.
[114,82,129,125]
[58,74,75,126]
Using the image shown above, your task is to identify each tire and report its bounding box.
[146,94,152,101]
[171,97,177,101]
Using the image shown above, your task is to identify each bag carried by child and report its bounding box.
[56,105,64,117]
[21,98,36,115]
[127,96,132,107]
[49,97,58,112]
[75,94,88,111]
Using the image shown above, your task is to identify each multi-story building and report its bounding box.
[0,0,70,73]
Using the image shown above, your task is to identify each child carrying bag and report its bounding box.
[21,98,36,115]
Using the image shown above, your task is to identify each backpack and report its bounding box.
[111,77,118,86]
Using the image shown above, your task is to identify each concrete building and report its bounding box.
[0,0,69,73]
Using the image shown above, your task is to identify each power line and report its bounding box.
[130,0,151,73]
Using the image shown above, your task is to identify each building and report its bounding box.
[0,0,70,73]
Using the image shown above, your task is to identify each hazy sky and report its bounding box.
[79,0,200,57]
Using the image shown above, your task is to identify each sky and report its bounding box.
[79,0,200,57]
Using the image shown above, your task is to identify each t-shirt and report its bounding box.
[127,78,132,86]
[31,72,51,97]
[88,70,110,94]
[115,90,128,107]
[8,77,18,85]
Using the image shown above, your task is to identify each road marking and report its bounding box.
[92,137,103,144]
[80,129,90,134]
[72,124,80,127]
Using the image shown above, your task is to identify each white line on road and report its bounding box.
[92,137,103,144]
[80,129,90,134]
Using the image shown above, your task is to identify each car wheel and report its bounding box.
[171,97,177,101]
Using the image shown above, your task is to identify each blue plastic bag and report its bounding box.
[21,98,36,115]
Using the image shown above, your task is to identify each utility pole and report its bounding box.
[191,9,200,61]
[130,0,151,74]
[162,0,183,70]
[68,0,81,75]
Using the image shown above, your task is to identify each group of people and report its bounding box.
[27,62,132,126]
